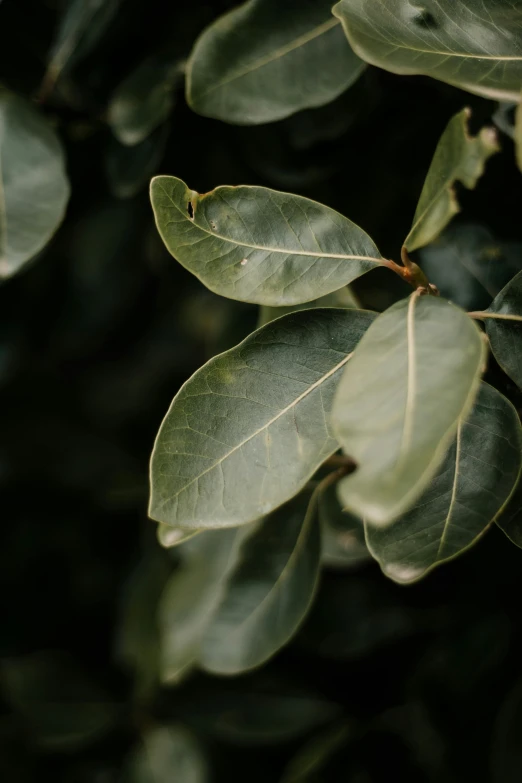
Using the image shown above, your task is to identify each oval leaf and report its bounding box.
[186,0,365,125]
[0,91,70,278]
[200,491,321,674]
[496,472,522,549]
[480,270,522,388]
[365,383,522,583]
[158,526,251,683]
[150,308,375,528]
[331,294,486,525]
[150,175,382,306]
[109,56,182,146]
[404,109,499,253]
[333,0,522,101]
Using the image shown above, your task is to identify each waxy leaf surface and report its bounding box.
[483,270,522,388]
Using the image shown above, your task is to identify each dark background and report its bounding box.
[1,1,522,780]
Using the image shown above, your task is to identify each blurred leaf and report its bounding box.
[42,0,121,98]
[156,524,202,549]
[180,688,340,746]
[150,175,383,306]
[115,552,171,701]
[0,90,69,278]
[404,109,499,253]
[200,491,321,674]
[125,726,208,783]
[481,269,522,388]
[515,95,522,171]
[109,55,182,145]
[0,652,118,750]
[105,122,169,199]
[257,286,359,327]
[418,223,522,311]
[158,526,253,683]
[365,383,522,584]
[187,0,365,125]
[494,101,517,140]
[491,678,522,783]
[332,295,485,526]
[319,482,370,569]
[281,723,351,783]
[333,0,522,101]
[149,308,375,529]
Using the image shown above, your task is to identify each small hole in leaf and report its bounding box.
[412,8,437,28]
[187,201,194,219]
[210,220,217,230]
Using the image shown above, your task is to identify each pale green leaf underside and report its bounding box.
[365,383,522,583]
[150,308,375,528]
[150,175,382,306]
[333,0,522,101]
[332,294,485,526]
[0,90,70,278]
[186,0,365,125]
[484,270,522,389]
[200,492,320,674]
[404,108,499,252]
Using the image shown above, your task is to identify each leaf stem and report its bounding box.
[468,311,522,322]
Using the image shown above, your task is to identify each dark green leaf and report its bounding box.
[491,678,522,783]
[319,481,370,568]
[126,726,208,783]
[281,723,351,783]
[404,109,499,253]
[186,0,365,125]
[0,653,117,750]
[200,491,321,674]
[257,286,359,328]
[0,90,70,278]
[333,0,522,101]
[365,383,522,583]
[150,175,383,305]
[496,474,522,549]
[515,96,522,171]
[158,526,252,683]
[332,294,485,525]
[481,270,522,388]
[109,56,182,146]
[149,308,375,528]
[105,123,169,199]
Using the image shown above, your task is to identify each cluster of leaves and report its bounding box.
[3,0,522,781]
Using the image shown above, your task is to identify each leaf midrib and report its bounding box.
[436,419,462,559]
[154,353,352,512]
[159,182,382,264]
[191,17,341,100]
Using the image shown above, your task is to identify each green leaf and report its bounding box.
[257,286,359,328]
[42,0,120,97]
[480,270,522,388]
[333,0,522,102]
[156,524,202,549]
[109,56,182,146]
[496,473,522,549]
[0,90,70,278]
[186,0,365,125]
[515,96,522,171]
[332,294,486,526]
[150,175,383,306]
[281,723,351,783]
[365,383,522,584]
[404,109,499,253]
[319,481,370,568]
[126,726,208,783]
[105,123,169,199]
[158,526,251,683]
[200,491,321,674]
[150,308,375,528]
[0,653,117,750]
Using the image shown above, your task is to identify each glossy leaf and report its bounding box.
[150,308,375,528]
[126,726,208,783]
[365,383,522,584]
[481,270,522,388]
[0,653,117,750]
[158,526,251,683]
[496,474,522,549]
[404,109,499,253]
[186,0,365,125]
[332,294,485,526]
[333,0,522,101]
[200,492,321,674]
[109,56,182,146]
[150,175,382,306]
[257,286,359,328]
[0,91,70,278]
